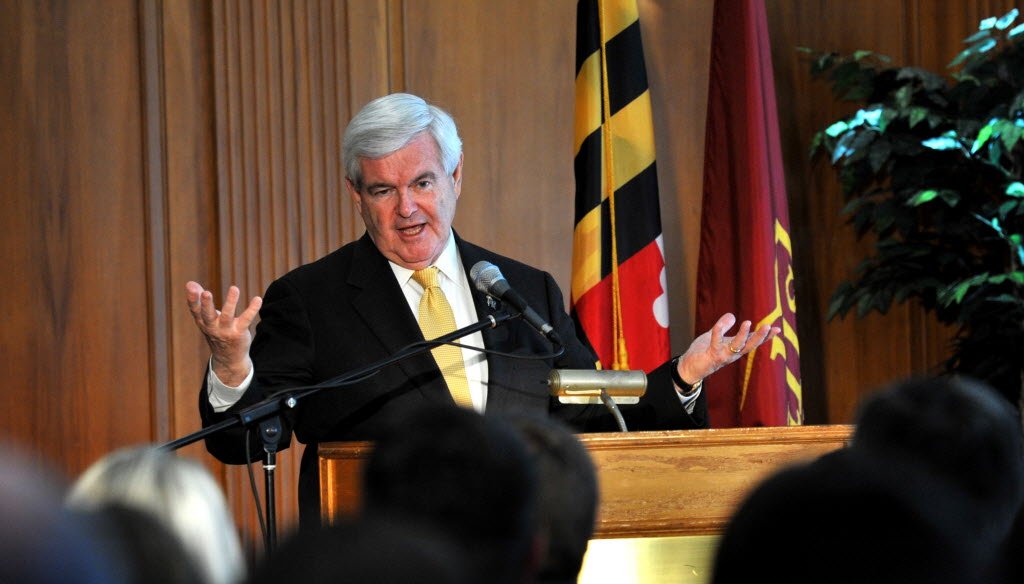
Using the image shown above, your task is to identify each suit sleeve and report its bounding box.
[199,277,314,464]
[537,271,709,431]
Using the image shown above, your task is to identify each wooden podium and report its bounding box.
[319,425,851,583]
[318,424,851,536]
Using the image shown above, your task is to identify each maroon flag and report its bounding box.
[696,0,803,426]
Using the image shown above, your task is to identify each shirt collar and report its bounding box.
[388,230,467,290]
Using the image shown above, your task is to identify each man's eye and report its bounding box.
[370,188,391,197]
[416,180,432,189]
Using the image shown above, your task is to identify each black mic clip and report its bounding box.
[470,261,562,347]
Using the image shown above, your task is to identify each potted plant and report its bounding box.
[805,8,1024,413]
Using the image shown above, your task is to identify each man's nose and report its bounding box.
[396,189,418,217]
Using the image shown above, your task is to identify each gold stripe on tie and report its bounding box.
[412,267,473,408]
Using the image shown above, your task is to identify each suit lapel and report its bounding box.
[456,235,523,411]
[347,234,453,405]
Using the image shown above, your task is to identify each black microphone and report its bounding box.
[470,261,562,345]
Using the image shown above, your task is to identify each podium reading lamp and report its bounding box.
[548,369,646,432]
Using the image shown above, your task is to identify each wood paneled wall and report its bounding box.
[1,0,153,474]
[0,0,1011,548]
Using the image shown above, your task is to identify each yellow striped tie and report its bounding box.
[412,267,473,408]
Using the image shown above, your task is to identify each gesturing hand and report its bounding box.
[675,313,779,385]
[185,281,262,387]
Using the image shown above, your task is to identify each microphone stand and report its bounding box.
[162,311,517,553]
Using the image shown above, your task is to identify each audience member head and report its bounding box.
[505,413,598,583]
[851,375,1024,542]
[250,516,466,584]
[78,503,205,584]
[712,448,982,584]
[362,404,540,584]
[342,93,462,189]
[65,445,244,584]
[0,447,121,584]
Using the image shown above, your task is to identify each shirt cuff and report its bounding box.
[207,358,254,413]
[677,386,701,414]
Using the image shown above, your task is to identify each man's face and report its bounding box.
[347,133,463,270]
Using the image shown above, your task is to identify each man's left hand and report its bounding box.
[675,313,779,385]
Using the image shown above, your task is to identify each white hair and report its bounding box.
[66,446,244,584]
[343,93,462,188]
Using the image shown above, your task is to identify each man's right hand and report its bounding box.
[185,281,263,387]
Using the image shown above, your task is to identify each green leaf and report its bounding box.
[832,130,858,163]
[908,106,929,128]
[988,139,1005,165]
[1010,271,1024,284]
[840,197,869,215]
[995,8,1018,30]
[980,16,997,30]
[998,200,1020,218]
[956,72,981,85]
[825,120,849,137]
[907,189,939,205]
[809,131,824,157]
[812,52,837,75]
[1000,122,1023,151]
[906,189,959,207]
[963,29,991,43]
[937,190,961,206]
[974,38,998,53]
[950,46,976,68]
[972,120,996,153]
[827,295,847,320]
[989,293,1022,303]
[951,280,974,304]
[1009,22,1024,39]
[1006,182,1024,197]
[922,133,961,150]
[894,85,913,109]
[948,273,990,304]
[856,293,874,318]
[853,108,883,128]
[868,139,892,172]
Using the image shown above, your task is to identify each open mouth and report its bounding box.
[397,223,426,237]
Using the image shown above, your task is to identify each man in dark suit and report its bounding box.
[186,93,776,525]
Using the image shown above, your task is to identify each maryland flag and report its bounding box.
[696,0,803,426]
[571,0,669,373]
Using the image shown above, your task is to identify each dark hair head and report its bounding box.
[251,517,467,584]
[852,376,1024,540]
[713,448,983,584]
[362,404,539,584]
[504,413,597,583]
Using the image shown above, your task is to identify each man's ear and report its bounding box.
[345,177,362,212]
[451,153,464,198]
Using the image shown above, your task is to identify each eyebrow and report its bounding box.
[363,171,438,192]
[410,171,437,184]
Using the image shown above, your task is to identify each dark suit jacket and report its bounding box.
[200,233,707,524]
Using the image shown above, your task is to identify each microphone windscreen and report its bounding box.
[470,261,505,294]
